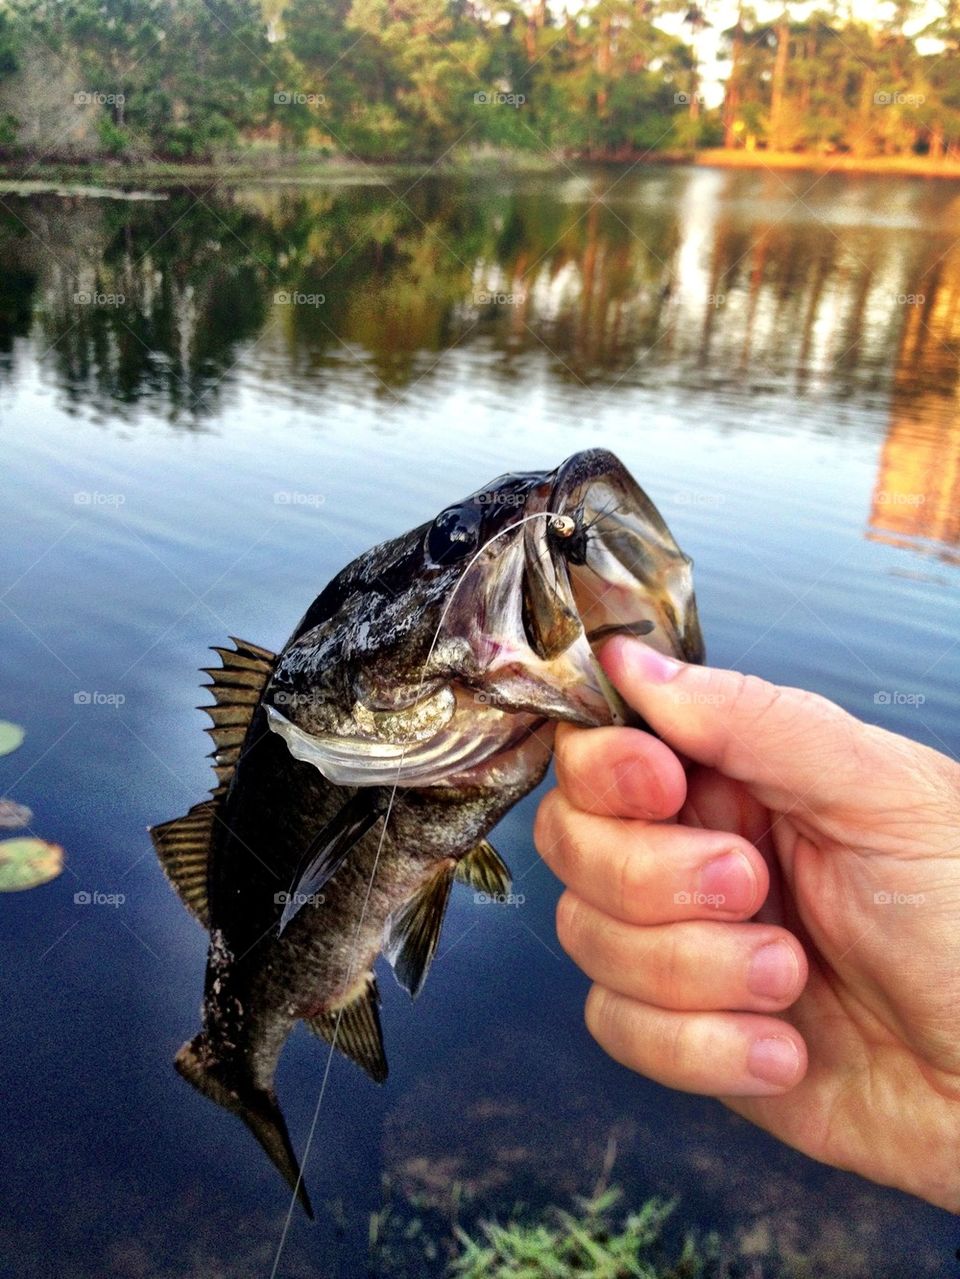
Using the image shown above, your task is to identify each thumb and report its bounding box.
[600,636,878,816]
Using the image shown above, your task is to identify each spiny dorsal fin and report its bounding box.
[149,789,227,928]
[455,838,512,898]
[385,861,455,999]
[200,637,276,794]
[149,638,276,929]
[308,974,388,1084]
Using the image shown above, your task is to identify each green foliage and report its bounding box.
[0,0,957,162]
[96,114,128,156]
[450,1188,715,1279]
[0,5,23,77]
[720,4,960,159]
[2,0,274,159]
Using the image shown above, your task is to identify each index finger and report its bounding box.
[553,722,687,820]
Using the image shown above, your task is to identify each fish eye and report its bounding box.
[426,504,482,566]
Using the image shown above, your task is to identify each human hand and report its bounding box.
[534,637,960,1211]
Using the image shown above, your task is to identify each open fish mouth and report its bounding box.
[440,447,705,734]
[547,449,704,666]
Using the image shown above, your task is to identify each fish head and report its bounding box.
[265,448,703,787]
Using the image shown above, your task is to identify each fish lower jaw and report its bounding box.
[435,717,554,789]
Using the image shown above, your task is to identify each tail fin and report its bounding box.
[175,1035,314,1219]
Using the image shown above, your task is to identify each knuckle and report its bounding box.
[717,674,788,773]
[717,674,853,790]
[553,729,579,790]
[651,929,688,1005]
[557,735,607,813]
[584,983,614,1042]
[533,790,562,862]
[730,676,833,741]
[663,1013,699,1077]
[728,672,779,726]
[555,891,585,955]
[614,841,645,920]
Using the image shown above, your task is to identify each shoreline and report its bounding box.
[693,148,960,179]
[2,146,960,189]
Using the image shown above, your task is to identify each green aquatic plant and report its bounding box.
[0,719,64,891]
[0,720,25,756]
[0,836,63,891]
[0,798,32,827]
[449,1187,715,1279]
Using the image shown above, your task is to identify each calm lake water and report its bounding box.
[2,165,959,1278]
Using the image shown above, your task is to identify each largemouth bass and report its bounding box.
[150,448,704,1215]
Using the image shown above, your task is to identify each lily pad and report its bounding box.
[0,799,32,828]
[0,722,25,757]
[0,837,63,891]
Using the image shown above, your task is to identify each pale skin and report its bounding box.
[533,635,960,1213]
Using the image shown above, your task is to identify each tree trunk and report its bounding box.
[769,10,790,149]
[596,15,612,75]
[596,14,611,116]
[524,0,546,63]
[853,63,876,158]
[722,6,745,147]
[723,58,742,139]
[631,0,648,71]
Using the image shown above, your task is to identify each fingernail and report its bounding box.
[607,636,684,684]
[698,850,757,913]
[748,1036,801,1087]
[748,942,799,1000]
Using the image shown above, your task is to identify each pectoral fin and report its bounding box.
[278,790,387,935]
[385,861,455,998]
[455,839,512,897]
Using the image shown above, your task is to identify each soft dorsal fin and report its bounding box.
[385,861,455,999]
[455,838,512,897]
[149,638,276,928]
[308,974,388,1084]
[149,789,227,927]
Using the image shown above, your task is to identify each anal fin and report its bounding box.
[308,974,388,1084]
[455,838,512,898]
[385,861,455,999]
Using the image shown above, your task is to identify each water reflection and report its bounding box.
[1,170,959,423]
[4,168,960,1279]
[867,233,960,563]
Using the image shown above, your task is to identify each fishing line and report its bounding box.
[270,780,403,1279]
[269,505,577,1277]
